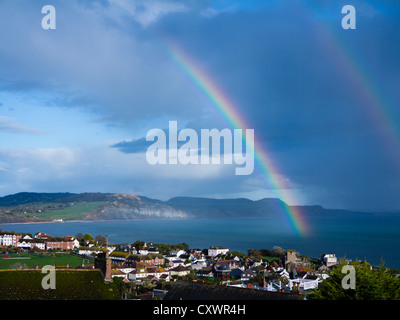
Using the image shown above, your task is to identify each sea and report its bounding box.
[1,215,400,269]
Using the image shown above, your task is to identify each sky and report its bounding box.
[0,0,399,212]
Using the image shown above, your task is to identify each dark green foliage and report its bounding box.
[154,242,189,254]
[308,260,400,300]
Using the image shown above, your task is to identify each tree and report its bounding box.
[229,251,247,259]
[133,240,145,248]
[83,233,94,241]
[75,233,84,241]
[308,260,400,300]
[250,250,262,260]
[272,246,286,257]
[95,235,107,246]
[113,277,127,297]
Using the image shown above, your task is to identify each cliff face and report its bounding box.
[85,195,189,220]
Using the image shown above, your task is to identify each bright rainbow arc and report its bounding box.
[164,40,309,236]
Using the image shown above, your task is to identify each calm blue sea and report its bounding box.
[1,215,400,268]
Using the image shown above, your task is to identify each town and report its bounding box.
[0,231,396,300]
[0,228,348,300]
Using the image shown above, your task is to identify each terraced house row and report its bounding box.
[0,231,79,251]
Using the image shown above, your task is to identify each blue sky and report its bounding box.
[0,0,399,211]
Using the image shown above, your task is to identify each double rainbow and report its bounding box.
[164,40,310,236]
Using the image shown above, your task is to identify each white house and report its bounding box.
[191,260,207,271]
[17,239,46,250]
[128,267,169,282]
[148,247,159,255]
[323,254,337,267]
[138,246,149,255]
[289,278,320,291]
[78,248,104,256]
[208,246,229,257]
[0,233,22,247]
[169,249,186,258]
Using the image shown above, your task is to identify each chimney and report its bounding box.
[104,249,112,282]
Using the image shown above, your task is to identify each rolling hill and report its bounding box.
[0,192,368,224]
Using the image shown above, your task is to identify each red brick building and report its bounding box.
[45,237,74,250]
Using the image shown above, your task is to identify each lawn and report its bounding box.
[0,252,94,269]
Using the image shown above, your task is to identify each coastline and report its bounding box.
[0,216,283,226]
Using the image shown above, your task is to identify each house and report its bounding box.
[214,259,240,270]
[169,249,186,258]
[208,246,229,257]
[191,260,207,271]
[124,254,165,267]
[110,251,129,264]
[138,246,149,255]
[289,277,319,291]
[17,239,46,250]
[124,254,141,267]
[214,265,231,280]
[128,266,169,282]
[195,266,214,278]
[240,269,257,281]
[46,237,74,250]
[64,236,80,249]
[0,232,23,247]
[159,274,173,282]
[115,266,135,275]
[148,247,159,255]
[110,269,127,280]
[168,259,185,268]
[274,267,290,280]
[169,265,191,277]
[34,232,51,240]
[106,245,116,254]
[119,244,131,253]
[143,254,165,266]
[78,247,105,256]
[321,253,338,267]
[188,248,203,255]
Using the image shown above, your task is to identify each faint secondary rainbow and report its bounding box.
[163,39,309,236]
[314,21,400,171]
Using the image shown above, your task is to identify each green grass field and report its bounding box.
[21,201,106,221]
[0,270,121,300]
[0,253,94,269]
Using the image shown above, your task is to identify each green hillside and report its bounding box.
[20,201,107,221]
